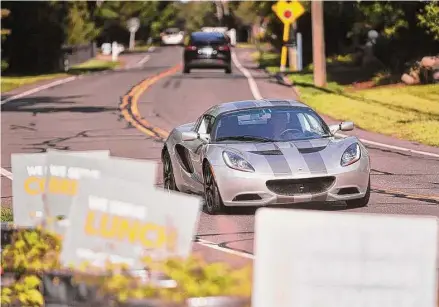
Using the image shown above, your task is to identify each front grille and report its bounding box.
[266,176,335,196]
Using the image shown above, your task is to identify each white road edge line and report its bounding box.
[231,50,439,159]
[231,51,262,100]
[137,54,150,66]
[196,238,255,260]
[125,54,151,70]
[1,168,13,180]
[1,76,77,105]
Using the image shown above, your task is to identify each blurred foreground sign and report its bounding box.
[253,209,438,307]
[60,177,201,270]
[11,150,110,227]
[44,152,158,236]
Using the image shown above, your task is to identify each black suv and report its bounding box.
[183,31,232,74]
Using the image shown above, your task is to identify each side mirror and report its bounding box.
[340,121,354,131]
[329,121,354,134]
[181,131,198,141]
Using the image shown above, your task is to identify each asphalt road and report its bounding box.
[1,46,439,269]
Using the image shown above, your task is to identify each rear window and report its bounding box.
[165,28,180,34]
[190,32,227,45]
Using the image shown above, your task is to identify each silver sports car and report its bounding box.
[161,99,371,214]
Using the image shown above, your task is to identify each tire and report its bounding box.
[203,164,226,215]
[346,176,370,208]
[183,66,190,74]
[225,65,232,74]
[162,149,179,191]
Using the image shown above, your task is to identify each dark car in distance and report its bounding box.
[183,31,232,74]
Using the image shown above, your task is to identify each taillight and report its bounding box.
[218,45,230,51]
[186,46,197,51]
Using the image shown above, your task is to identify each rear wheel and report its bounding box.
[225,65,232,74]
[346,176,370,208]
[162,149,178,191]
[203,164,225,215]
[183,66,190,74]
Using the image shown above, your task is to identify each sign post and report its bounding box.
[127,17,140,51]
[272,0,305,72]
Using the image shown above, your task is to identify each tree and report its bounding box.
[94,1,161,44]
[174,1,216,33]
[64,1,100,46]
[1,8,11,71]
[417,0,439,41]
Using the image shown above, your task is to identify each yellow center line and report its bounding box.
[120,64,181,139]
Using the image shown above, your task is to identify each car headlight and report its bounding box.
[341,143,361,167]
[222,151,255,172]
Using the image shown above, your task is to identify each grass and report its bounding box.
[1,73,68,93]
[254,51,439,147]
[1,207,13,222]
[1,58,121,93]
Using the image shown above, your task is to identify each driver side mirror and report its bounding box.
[181,131,210,143]
[181,131,198,141]
[329,121,354,134]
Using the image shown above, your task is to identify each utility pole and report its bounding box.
[311,0,327,87]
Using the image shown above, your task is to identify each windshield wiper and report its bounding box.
[216,135,273,142]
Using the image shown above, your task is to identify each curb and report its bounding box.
[262,67,302,99]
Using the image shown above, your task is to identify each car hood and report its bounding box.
[208,137,359,175]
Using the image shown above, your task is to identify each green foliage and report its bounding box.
[417,0,439,40]
[95,1,160,29]
[1,228,252,305]
[1,228,61,272]
[1,275,44,306]
[233,1,259,26]
[175,1,216,32]
[1,207,13,222]
[1,8,10,72]
[64,1,100,45]
[150,2,180,38]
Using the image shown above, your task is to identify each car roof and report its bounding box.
[190,31,226,40]
[205,99,309,117]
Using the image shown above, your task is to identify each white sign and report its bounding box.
[253,208,438,307]
[101,43,111,56]
[127,17,140,33]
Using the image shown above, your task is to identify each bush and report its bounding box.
[1,227,252,307]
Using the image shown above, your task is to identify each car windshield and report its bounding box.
[213,107,331,142]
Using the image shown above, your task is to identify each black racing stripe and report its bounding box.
[293,140,328,174]
[232,100,257,109]
[255,143,292,176]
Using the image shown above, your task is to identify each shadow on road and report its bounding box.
[1,95,118,114]
[173,73,269,80]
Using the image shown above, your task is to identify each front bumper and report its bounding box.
[212,159,370,207]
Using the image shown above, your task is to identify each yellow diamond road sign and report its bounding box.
[272,0,305,25]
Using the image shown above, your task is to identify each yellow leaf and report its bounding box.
[27,289,44,306]
[24,275,41,289]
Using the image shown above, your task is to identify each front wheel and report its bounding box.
[162,149,178,191]
[203,164,226,215]
[346,176,370,208]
